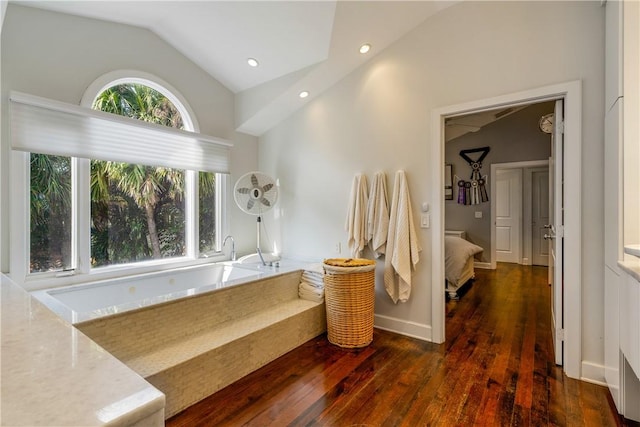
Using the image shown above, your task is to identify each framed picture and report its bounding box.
[444,164,453,200]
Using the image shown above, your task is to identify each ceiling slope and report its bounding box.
[11,0,458,136]
[236,1,457,136]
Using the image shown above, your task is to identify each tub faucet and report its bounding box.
[256,247,267,266]
[223,235,236,261]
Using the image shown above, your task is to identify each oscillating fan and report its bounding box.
[233,171,279,264]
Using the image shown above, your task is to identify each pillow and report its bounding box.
[444,236,483,283]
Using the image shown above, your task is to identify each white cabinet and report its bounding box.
[623,355,640,422]
[605,266,621,407]
[623,0,640,248]
[621,272,640,378]
[604,0,624,411]
[604,0,640,420]
[618,266,640,421]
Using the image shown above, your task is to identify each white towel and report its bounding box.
[304,263,324,275]
[366,171,389,258]
[301,271,324,288]
[302,270,323,278]
[299,281,324,303]
[345,174,369,258]
[384,170,421,303]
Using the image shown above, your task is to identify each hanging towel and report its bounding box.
[345,174,369,258]
[366,171,389,258]
[384,170,421,303]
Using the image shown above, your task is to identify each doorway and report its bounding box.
[495,167,523,264]
[490,160,550,268]
[430,81,582,380]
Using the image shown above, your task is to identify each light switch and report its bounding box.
[475,211,483,219]
[421,213,430,228]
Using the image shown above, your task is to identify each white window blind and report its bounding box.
[10,91,232,173]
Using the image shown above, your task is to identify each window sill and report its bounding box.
[21,255,227,292]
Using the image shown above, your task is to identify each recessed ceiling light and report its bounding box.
[359,44,371,54]
[247,58,259,67]
[299,91,309,99]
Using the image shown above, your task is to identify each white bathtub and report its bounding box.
[32,260,310,324]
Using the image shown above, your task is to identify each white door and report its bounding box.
[548,99,564,366]
[531,168,550,266]
[495,168,522,264]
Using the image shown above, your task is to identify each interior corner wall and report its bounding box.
[0,5,260,272]
[259,0,605,368]
[444,102,554,262]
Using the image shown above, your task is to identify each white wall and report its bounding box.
[260,1,606,371]
[0,0,7,278]
[0,5,261,271]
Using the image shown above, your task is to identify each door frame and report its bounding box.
[430,80,582,380]
[490,160,549,269]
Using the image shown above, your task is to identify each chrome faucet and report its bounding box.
[223,235,236,261]
[256,247,267,266]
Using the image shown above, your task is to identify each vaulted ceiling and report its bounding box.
[11,0,459,136]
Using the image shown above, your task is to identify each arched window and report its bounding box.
[13,72,227,286]
[89,82,219,267]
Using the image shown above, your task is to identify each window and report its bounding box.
[30,154,72,272]
[10,78,230,287]
[89,84,189,267]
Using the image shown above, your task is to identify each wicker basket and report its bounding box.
[323,258,376,348]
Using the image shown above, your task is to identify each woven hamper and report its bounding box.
[323,258,376,348]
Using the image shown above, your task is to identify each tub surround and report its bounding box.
[32,259,311,324]
[73,263,326,418]
[0,274,165,426]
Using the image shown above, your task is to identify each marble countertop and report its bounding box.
[1,274,165,426]
[619,255,640,282]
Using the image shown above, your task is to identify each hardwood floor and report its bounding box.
[167,263,634,426]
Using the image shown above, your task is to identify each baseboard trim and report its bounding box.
[474,262,492,270]
[374,314,432,342]
[581,361,606,386]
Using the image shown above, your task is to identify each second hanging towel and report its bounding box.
[384,170,421,303]
[366,171,389,258]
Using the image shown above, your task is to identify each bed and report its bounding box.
[445,230,483,299]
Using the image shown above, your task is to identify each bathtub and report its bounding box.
[32,260,311,324]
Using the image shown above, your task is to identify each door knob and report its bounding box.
[543,224,552,229]
[544,233,555,240]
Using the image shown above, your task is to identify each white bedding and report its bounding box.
[445,236,483,285]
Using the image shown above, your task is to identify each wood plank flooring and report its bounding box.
[167,263,635,426]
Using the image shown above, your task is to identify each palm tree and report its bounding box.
[92,84,186,261]
[198,171,217,253]
[30,154,72,271]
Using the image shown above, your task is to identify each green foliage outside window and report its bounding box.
[30,154,72,272]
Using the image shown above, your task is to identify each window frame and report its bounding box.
[11,73,228,291]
